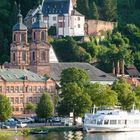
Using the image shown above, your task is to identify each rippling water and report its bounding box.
[1,131,140,140]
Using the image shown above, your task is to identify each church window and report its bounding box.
[13,53,16,61]
[34,32,36,41]
[22,52,26,61]
[32,52,35,61]
[41,31,45,41]
[13,34,16,42]
[21,33,25,43]
[41,51,46,61]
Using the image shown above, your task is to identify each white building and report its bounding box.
[24,0,85,37]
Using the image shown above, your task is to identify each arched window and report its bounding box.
[41,51,46,61]
[13,34,16,42]
[13,53,15,61]
[21,33,25,43]
[32,51,35,61]
[41,31,45,41]
[22,52,26,61]
[34,32,36,41]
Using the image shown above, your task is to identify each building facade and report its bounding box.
[0,68,56,116]
[24,0,85,36]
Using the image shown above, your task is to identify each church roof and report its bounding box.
[0,69,48,82]
[50,63,116,83]
[42,0,70,16]
[13,13,27,31]
[32,7,47,29]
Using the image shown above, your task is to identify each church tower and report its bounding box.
[29,7,50,76]
[10,8,29,69]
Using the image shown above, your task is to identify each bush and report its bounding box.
[21,128,30,135]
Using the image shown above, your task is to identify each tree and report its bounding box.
[0,94,12,122]
[89,2,99,19]
[36,92,54,119]
[112,79,137,110]
[101,0,117,21]
[76,0,89,17]
[26,102,36,114]
[48,26,57,36]
[60,67,89,88]
[57,83,92,123]
[85,83,118,107]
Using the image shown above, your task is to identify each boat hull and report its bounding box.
[83,125,140,133]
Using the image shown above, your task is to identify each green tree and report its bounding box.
[57,83,92,122]
[101,0,117,21]
[77,0,89,17]
[85,83,118,107]
[48,26,57,36]
[36,92,54,119]
[26,102,36,114]
[89,2,99,19]
[112,79,137,110]
[60,67,89,88]
[0,94,12,122]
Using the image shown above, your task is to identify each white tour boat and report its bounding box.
[83,105,140,132]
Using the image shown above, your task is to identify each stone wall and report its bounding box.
[85,20,116,36]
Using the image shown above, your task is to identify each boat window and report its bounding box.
[110,120,117,125]
[118,120,125,124]
[134,120,139,124]
[97,119,103,125]
[104,120,109,125]
[92,120,96,124]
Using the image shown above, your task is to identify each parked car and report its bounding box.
[17,117,34,123]
[1,124,10,129]
[16,121,27,128]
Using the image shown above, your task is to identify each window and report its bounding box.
[6,86,10,92]
[41,31,45,41]
[15,97,19,104]
[22,52,26,61]
[104,120,109,125]
[29,97,32,102]
[53,16,56,20]
[110,120,117,125]
[10,97,14,104]
[34,97,37,103]
[21,33,25,42]
[58,22,65,28]
[11,86,14,93]
[34,32,36,40]
[77,17,80,21]
[20,97,23,104]
[14,34,16,42]
[78,24,80,28]
[13,53,16,62]
[15,107,19,111]
[41,51,46,61]
[32,52,35,61]
[97,119,103,125]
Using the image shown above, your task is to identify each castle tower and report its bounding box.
[29,7,50,76]
[10,8,29,69]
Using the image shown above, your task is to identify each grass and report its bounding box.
[0,125,82,137]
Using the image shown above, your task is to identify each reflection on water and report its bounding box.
[1,131,140,140]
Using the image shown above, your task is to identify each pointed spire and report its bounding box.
[37,5,43,22]
[17,4,23,23]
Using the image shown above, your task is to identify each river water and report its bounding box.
[1,131,140,140]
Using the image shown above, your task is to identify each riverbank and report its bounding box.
[0,125,82,137]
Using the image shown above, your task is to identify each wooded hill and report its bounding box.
[0,0,140,73]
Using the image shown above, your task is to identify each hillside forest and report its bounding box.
[0,0,140,73]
